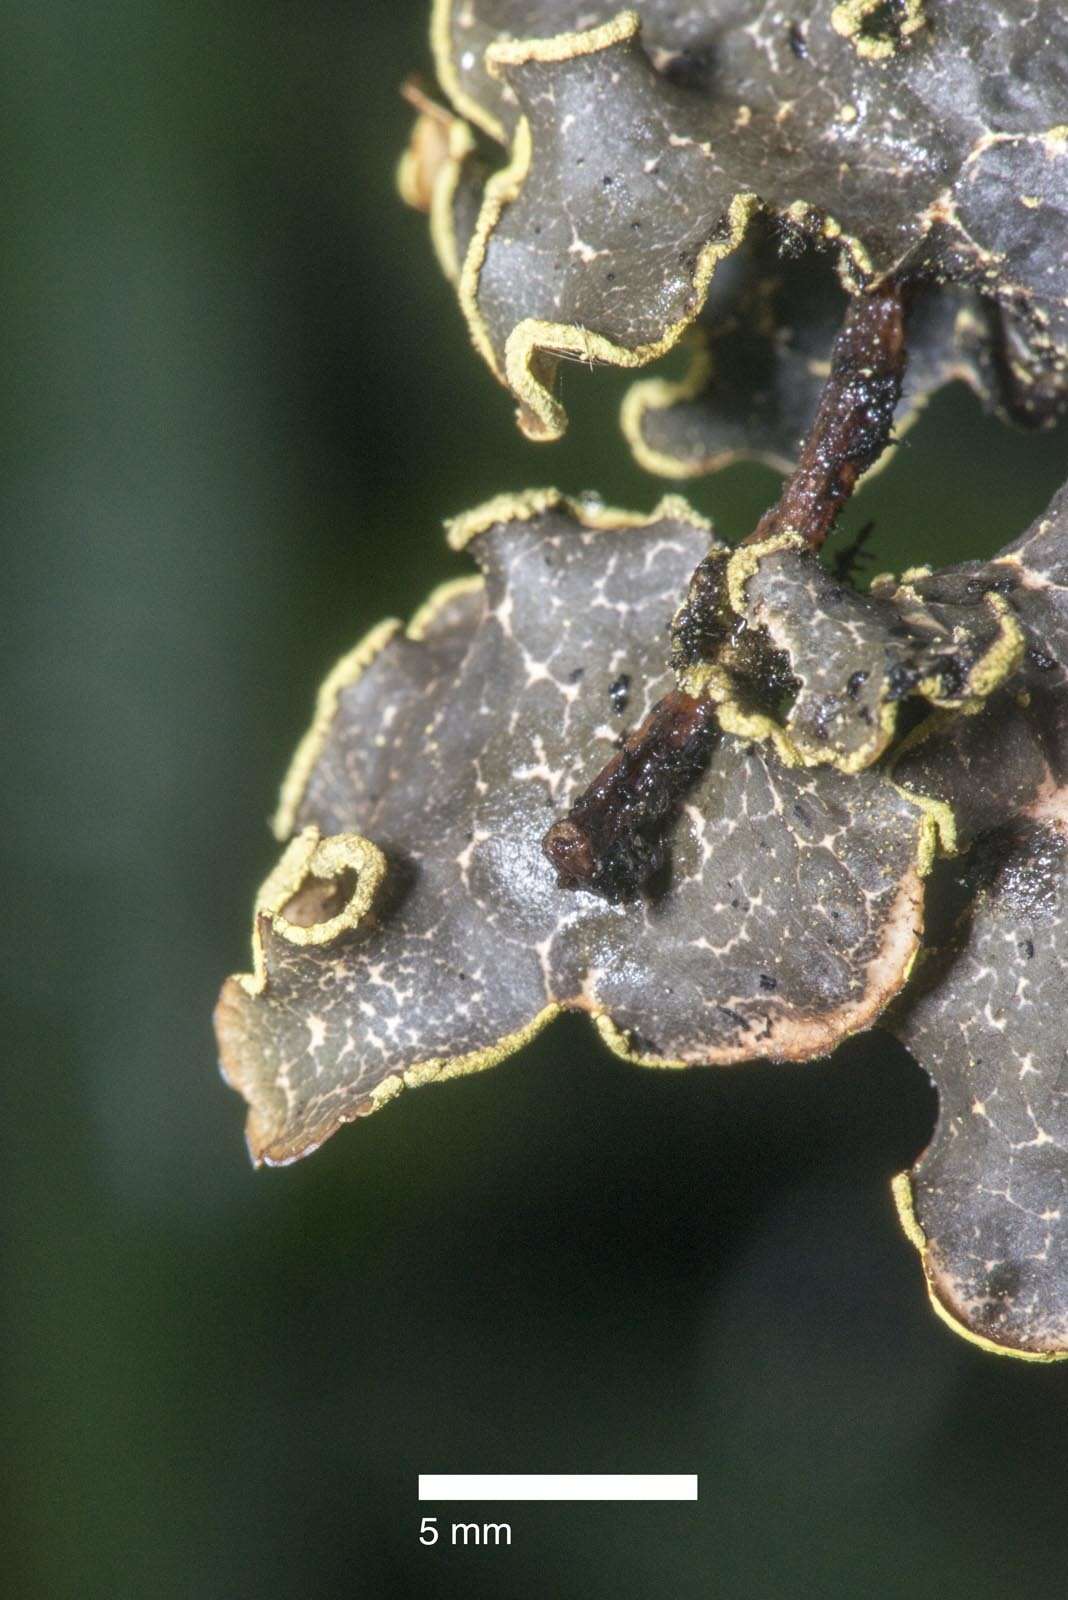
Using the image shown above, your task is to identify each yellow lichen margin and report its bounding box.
[397,119,431,212]
[783,199,876,282]
[429,118,480,284]
[622,337,728,478]
[888,710,961,864]
[236,825,387,999]
[959,593,1025,703]
[430,0,508,144]
[391,1002,562,1096]
[891,1173,1068,1361]
[725,530,808,616]
[679,657,806,771]
[501,187,760,441]
[261,829,386,950]
[887,594,1035,867]
[899,589,1024,711]
[364,1002,564,1126]
[243,1002,564,1164]
[831,0,927,61]
[458,115,534,381]
[227,493,956,1160]
[228,821,929,1161]
[273,619,401,842]
[486,10,641,72]
[225,976,560,1166]
[445,485,714,553]
[406,574,485,640]
[593,1010,689,1069]
[720,532,902,775]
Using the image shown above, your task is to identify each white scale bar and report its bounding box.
[419,1474,697,1502]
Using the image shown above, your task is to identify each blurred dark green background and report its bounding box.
[6,4,1068,1596]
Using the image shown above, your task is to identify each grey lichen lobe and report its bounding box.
[216,494,929,1166]
[673,535,1022,774]
[429,0,1068,439]
[216,477,1068,1358]
[895,818,1068,1357]
[889,480,1068,1358]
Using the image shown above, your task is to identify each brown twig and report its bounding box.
[543,691,719,901]
[744,281,907,550]
[399,76,456,126]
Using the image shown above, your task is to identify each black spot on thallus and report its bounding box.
[609,673,631,714]
[986,1261,1022,1301]
[787,21,808,59]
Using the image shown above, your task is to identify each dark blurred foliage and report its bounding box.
[4,4,1068,1597]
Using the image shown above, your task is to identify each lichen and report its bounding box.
[214,1,1068,1363]
[413,1,1067,442]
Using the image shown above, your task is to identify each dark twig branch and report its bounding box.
[743,281,907,550]
[542,690,719,900]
